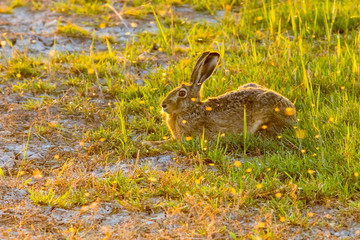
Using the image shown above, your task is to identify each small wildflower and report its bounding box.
[88,68,95,74]
[293,126,298,129]
[79,140,85,147]
[277,135,282,139]
[354,172,359,177]
[308,169,315,175]
[261,125,268,130]
[191,98,196,102]
[162,72,167,77]
[182,119,187,124]
[246,168,252,173]
[99,23,106,28]
[257,222,265,228]
[315,135,320,139]
[301,149,306,153]
[329,117,334,122]
[49,121,57,127]
[84,192,90,197]
[221,133,226,137]
[162,136,169,140]
[100,138,106,142]
[280,216,286,222]
[148,177,157,182]
[33,169,43,179]
[139,100,145,104]
[275,192,282,198]
[54,154,60,159]
[316,147,320,150]
[16,73,21,78]
[158,47,164,52]
[149,106,154,110]
[256,183,263,189]
[0,41,6,46]
[209,163,215,166]
[206,106,212,111]
[256,16,263,21]
[307,212,314,218]
[312,153,317,157]
[125,32,131,36]
[274,107,280,112]
[234,161,242,167]
[229,187,237,194]
[341,86,345,90]
[130,22,138,28]
[267,168,271,171]
[185,136,192,141]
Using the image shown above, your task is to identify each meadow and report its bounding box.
[0,0,360,238]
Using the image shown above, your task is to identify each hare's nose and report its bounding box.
[161,103,167,108]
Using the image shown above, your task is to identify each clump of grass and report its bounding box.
[57,23,90,37]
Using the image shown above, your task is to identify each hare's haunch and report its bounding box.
[161,51,297,140]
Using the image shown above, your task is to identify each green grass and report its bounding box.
[1,0,360,238]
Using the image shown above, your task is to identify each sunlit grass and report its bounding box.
[1,0,360,238]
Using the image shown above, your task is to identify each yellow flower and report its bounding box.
[88,68,95,74]
[308,169,315,175]
[206,106,212,111]
[256,16,263,21]
[354,172,359,177]
[256,184,263,189]
[229,187,237,194]
[307,212,314,217]
[79,140,85,147]
[100,138,106,142]
[99,23,106,28]
[315,135,320,139]
[130,22,138,28]
[274,107,280,112]
[275,192,282,198]
[191,98,196,102]
[261,125,268,130]
[257,222,265,228]
[301,149,306,153]
[54,154,60,159]
[148,177,157,182]
[246,168,252,173]
[33,169,43,179]
[16,73,21,78]
[234,161,242,167]
[182,119,187,124]
[185,136,192,141]
[280,216,286,222]
[329,117,334,122]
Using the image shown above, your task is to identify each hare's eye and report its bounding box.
[178,89,187,97]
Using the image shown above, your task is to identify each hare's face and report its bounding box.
[161,84,195,114]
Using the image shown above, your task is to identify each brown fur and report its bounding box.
[161,51,297,140]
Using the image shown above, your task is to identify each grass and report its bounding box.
[1,0,360,238]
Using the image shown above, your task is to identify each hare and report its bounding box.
[160,51,297,141]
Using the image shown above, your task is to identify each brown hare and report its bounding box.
[160,51,297,141]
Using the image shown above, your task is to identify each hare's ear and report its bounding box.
[190,52,220,87]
